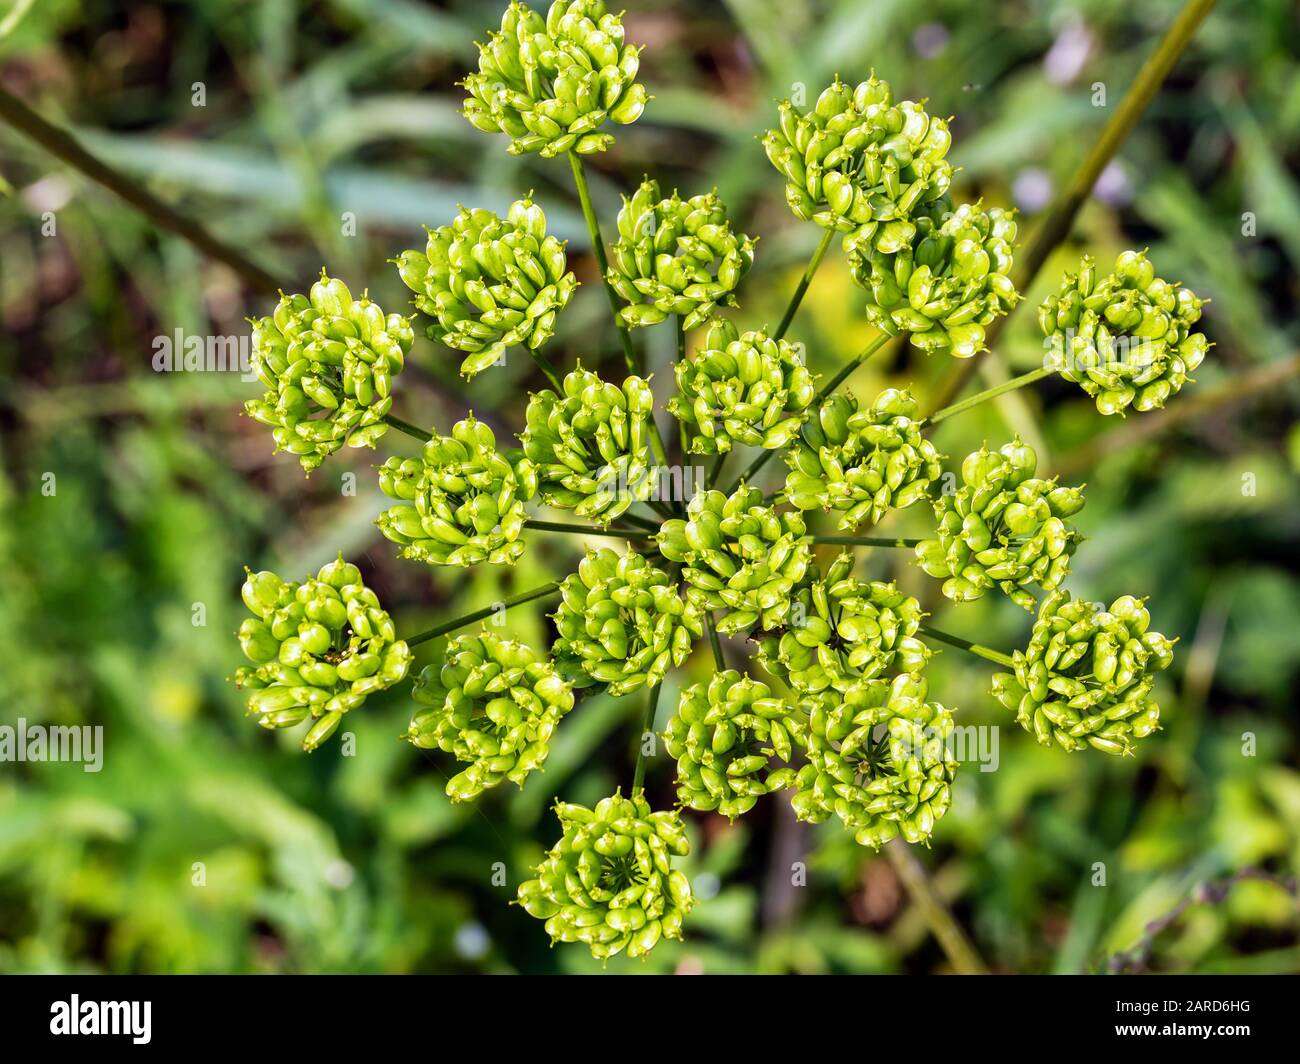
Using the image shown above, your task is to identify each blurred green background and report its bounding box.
[1,0,1298,974]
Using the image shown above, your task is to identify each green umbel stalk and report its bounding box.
[406,581,562,647]
[523,519,652,540]
[774,227,835,340]
[923,367,1054,426]
[631,682,663,794]
[917,623,1015,668]
[383,414,434,442]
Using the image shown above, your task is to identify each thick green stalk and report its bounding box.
[727,331,892,493]
[917,623,1015,668]
[406,581,561,647]
[925,0,1217,416]
[705,450,727,490]
[383,414,433,442]
[774,227,835,340]
[631,682,663,795]
[0,85,281,294]
[524,519,651,540]
[812,535,921,548]
[525,349,563,391]
[923,366,1054,427]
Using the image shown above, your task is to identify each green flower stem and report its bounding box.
[924,0,1217,417]
[917,622,1015,668]
[922,366,1054,427]
[774,227,835,341]
[631,682,662,795]
[405,581,561,647]
[704,612,726,670]
[567,150,642,376]
[811,535,921,548]
[885,838,990,975]
[0,85,281,294]
[523,519,651,540]
[676,314,688,362]
[383,414,434,442]
[621,510,664,531]
[726,331,893,493]
[705,450,727,489]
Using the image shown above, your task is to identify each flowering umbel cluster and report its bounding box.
[517,792,692,960]
[551,548,703,696]
[992,591,1175,755]
[1040,250,1210,415]
[849,200,1020,358]
[461,1,648,158]
[407,630,574,800]
[229,32,1210,961]
[246,273,413,472]
[665,671,800,820]
[670,318,817,454]
[763,75,953,251]
[396,198,576,378]
[234,557,411,751]
[607,179,756,329]
[915,438,1085,610]
[756,553,931,693]
[377,416,536,567]
[793,674,957,847]
[783,388,943,529]
[656,485,812,634]
[522,367,656,524]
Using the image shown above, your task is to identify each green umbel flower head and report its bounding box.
[756,552,931,693]
[783,388,943,529]
[517,791,692,960]
[849,200,1020,358]
[915,437,1085,611]
[1039,250,1210,415]
[992,590,1175,755]
[656,485,812,634]
[664,671,801,820]
[669,318,817,455]
[552,548,704,696]
[607,179,756,330]
[396,197,577,379]
[762,75,953,252]
[406,629,574,801]
[792,673,957,847]
[234,556,412,751]
[246,273,413,473]
[461,1,647,158]
[521,367,657,525]
[376,416,537,568]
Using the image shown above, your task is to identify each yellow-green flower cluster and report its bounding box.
[664,671,801,820]
[376,415,537,567]
[669,318,817,455]
[792,674,957,847]
[992,590,1175,755]
[521,367,657,525]
[407,630,574,801]
[1039,250,1210,415]
[656,485,811,634]
[849,200,1019,358]
[246,273,412,473]
[461,1,648,157]
[607,179,756,330]
[756,553,931,693]
[396,198,576,379]
[551,548,704,696]
[234,557,412,751]
[915,438,1085,611]
[762,75,953,252]
[783,388,943,529]
[517,792,692,960]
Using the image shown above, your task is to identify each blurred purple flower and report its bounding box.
[1013,167,1053,213]
[1044,17,1094,85]
[1093,161,1132,207]
[913,22,950,60]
